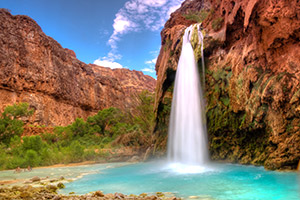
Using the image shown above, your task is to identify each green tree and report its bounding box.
[25,149,41,167]
[87,107,123,134]
[133,91,155,133]
[69,141,84,161]
[0,103,34,145]
[2,102,34,120]
[70,118,90,137]
[22,135,44,152]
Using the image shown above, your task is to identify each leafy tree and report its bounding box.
[70,118,90,137]
[87,107,123,134]
[22,135,45,152]
[2,102,34,120]
[24,149,41,167]
[133,90,155,133]
[69,141,84,161]
[0,103,34,145]
[0,94,156,169]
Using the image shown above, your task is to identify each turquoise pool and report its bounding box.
[60,161,300,200]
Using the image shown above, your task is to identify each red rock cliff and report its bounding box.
[154,0,300,170]
[0,9,156,126]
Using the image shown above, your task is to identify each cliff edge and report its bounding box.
[154,0,300,170]
[0,9,156,126]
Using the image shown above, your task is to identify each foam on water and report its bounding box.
[165,162,214,174]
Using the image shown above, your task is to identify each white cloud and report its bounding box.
[93,59,123,69]
[99,0,183,68]
[150,48,160,55]
[143,49,159,74]
[142,68,156,73]
[107,0,184,52]
[168,4,182,16]
[145,58,157,65]
[140,0,168,7]
[113,13,132,34]
[107,52,122,60]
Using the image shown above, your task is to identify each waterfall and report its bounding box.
[167,24,208,166]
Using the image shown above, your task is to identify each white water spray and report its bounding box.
[167,24,208,167]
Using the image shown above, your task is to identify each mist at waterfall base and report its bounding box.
[41,25,300,199]
[58,25,300,199]
[167,24,208,174]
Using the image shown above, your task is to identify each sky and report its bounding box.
[0,0,185,78]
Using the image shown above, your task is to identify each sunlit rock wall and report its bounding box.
[0,9,156,126]
[154,0,300,170]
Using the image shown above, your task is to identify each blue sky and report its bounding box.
[0,0,184,78]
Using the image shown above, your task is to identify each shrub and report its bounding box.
[2,102,34,120]
[22,135,44,152]
[84,149,97,160]
[0,118,24,145]
[6,156,26,169]
[133,91,155,133]
[0,103,34,145]
[70,118,90,137]
[0,91,156,169]
[101,137,113,144]
[9,135,21,148]
[25,149,41,167]
[183,10,210,23]
[0,144,7,169]
[69,141,84,161]
[40,147,56,166]
[87,107,123,134]
[41,132,57,143]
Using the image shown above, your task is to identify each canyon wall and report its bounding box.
[154,0,300,170]
[0,9,156,126]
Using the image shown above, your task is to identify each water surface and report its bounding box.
[59,161,300,200]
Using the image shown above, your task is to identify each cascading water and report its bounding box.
[167,24,208,169]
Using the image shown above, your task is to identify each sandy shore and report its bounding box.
[0,161,133,187]
[34,160,99,169]
[0,180,22,185]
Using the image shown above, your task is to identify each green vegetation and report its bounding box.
[206,63,270,165]
[0,91,155,170]
[164,38,172,51]
[0,103,34,145]
[212,17,224,31]
[183,10,210,23]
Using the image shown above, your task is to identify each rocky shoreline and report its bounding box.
[0,175,179,200]
[0,185,179,200]
[0,163,179,200]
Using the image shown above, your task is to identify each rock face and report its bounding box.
[0,9,156,126]
[154,0,300,170]
[90,64,156,110]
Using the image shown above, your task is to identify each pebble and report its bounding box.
[31,176,41,182]
[93,190,104,197]
[189,196,199,199]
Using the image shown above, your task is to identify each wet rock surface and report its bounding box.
[154,0,300,170]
